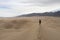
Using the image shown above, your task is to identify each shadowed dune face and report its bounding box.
[39,16,60,40]
[0,16,60,40]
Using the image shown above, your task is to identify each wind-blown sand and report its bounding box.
[0,16,60,40]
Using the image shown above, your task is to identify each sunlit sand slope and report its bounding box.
[0,16,60,40]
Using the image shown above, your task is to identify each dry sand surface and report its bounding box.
[0,16,60,40]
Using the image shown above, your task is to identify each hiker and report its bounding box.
[39,19,41,24]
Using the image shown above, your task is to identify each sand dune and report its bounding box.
[0,16,60,40]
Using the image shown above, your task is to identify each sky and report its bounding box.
[0,0,60,17]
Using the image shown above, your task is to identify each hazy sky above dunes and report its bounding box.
[0,0,60,17]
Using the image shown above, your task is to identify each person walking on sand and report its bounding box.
[39,19,41,24]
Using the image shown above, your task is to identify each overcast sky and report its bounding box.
[0,0,60,17]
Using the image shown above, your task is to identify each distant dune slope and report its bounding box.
[17,11,60,17]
